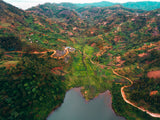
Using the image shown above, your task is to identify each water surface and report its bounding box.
[47,88,125,120]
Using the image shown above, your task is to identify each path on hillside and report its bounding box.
[84,51,160,118]
[111,69,160,118]
[4,48,69,59]
[5,48,160,118]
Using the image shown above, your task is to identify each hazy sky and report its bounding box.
[3,0,160,10]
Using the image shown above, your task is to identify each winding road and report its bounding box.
[112,69,160,118]
[5,48,160,118]
[86,52,160,118]
[4,48,70,59]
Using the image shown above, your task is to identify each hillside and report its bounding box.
[27,3,86,29]
[76,5,145,35]
[0,0,76,50]
[28,4,146,36]
[27,3,79,20]
[109,8,160,115]
[0,1,71,120]
[0,1,160,120]
[57,1,160,11]
[76,1,116,7]
[123,1,160,11]
[0,0,27,33]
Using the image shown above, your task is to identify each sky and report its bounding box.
[3,0,160,10]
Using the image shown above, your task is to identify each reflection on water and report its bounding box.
[47,88,125,120]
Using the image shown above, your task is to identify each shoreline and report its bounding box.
[88,55,160,118]
[46,87,126,120]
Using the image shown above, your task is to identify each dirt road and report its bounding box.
[112,69,160,118]
[87,54,160,118]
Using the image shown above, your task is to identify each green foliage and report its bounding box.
[111,83,159,120]
[0,55,66,120]
[1,1,160,120]
[126,77,160,113]
[0,34,22,51]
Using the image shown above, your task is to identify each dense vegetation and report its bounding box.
[0,0,160,120]
[0,46,67,120]
[0,34,22,51]
[111,83,159,120]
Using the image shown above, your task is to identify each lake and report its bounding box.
[47,88,125,120]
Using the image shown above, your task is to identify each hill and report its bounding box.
[0,0,75,50]
[76,5,145,35]
[27,3,146,36]
[76,1,116,7]
[53,1,160,11]
[0,1,160,120]
[123,1,160,11]
[0,1,70,120]
[75,1,160,11]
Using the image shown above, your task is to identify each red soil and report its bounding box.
[51,66,63,71]
[91,43,96,47]
[150,91,158,96]
[4,54,13,58]
[51,67,63,74]
[5,63,16,69]
[138,53,148,57]
[115,56,125,66]
[147,70,160,79]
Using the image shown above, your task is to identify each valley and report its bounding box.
[0,0,160,120]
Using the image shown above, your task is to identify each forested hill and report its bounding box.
[122,1,160,11]
[0,0,160,120]
[27,3,146,36]
[54,1,160,11]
